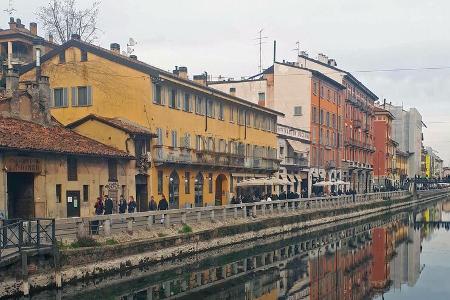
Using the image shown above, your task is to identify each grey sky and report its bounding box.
[8,0,450,165]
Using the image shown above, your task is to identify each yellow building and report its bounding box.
[20,36,282,208]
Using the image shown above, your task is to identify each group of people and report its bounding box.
[93,194,171,216]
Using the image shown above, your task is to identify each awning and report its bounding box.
[237,176,293,187]
[335,180,351,186]
[287,140,308,154]
[293,174,302,182]
[313,181,334,187]
[286,174,294,182]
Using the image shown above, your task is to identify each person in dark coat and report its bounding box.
[148,196,157,211]
[158,194,169,210]
[128,196,137,213]
[92,197,104,234]
[104,195,114,215]
[118,195,127,214]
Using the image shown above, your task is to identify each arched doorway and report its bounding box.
[168,170,179,209]
[194,173,204,207]
[215,174,228,205]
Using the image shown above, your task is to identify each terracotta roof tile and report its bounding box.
[0,117,133,159]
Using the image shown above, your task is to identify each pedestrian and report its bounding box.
[128,196,137,213]
[92,197,104,234]
[158,194,169,224]
[104,195,113,215]
[118,195,127,214]
[148,195,157,211]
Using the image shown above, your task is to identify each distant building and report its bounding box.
[384,103,425,178]
[424,146,444,179]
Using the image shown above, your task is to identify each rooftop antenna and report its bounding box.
[292,41,301,56]
[127,38,137,56]
[254,29,268,73]
[4,0,16,15]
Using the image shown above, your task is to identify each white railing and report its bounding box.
[54,190,415,240]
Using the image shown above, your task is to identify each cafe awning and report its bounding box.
[287,140,308,154]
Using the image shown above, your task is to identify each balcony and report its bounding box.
[325,160,337,170]
[152,145,280,171]
[282,156,309,168]
[345,139,375,152]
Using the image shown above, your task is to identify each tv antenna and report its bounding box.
[293,41,301,56]
[254,29,268,73]
[127,38,137,56]
[4,0,16,15]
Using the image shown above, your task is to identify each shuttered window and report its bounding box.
[71,86,92,106]
[52,88,68,107]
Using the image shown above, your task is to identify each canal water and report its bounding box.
[25,198,450,300]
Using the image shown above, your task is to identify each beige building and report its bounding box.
[0,70,134,219]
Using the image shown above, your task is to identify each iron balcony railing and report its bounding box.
[152,145,280,171]
[282,156,309,168]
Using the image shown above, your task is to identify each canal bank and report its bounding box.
[0,190,448,297]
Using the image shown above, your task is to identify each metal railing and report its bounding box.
[0,218,56,264]
[54,190,413,241]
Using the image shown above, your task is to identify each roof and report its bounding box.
[374,106,395,119]
[19,38,283,117]
[298,55,378,100]
[0,117,133,159]
[67,114,157,137]
[0,28,56,48]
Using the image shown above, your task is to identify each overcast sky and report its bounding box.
[7,0,450,166]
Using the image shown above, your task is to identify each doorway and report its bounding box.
[215,174,228,206]
[7,172,35,219]
[168,170,180,209]
[136,174,148,212]
[66,191,81,217]
[194,172,204,207]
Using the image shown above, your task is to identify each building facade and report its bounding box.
[20,37,281,208]
[297,53,377,193]
[0,70,133,219]
[209,62,345,196]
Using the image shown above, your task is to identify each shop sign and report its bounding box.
[4,157,42,173]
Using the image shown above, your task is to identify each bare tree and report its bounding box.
[37,0,101,44]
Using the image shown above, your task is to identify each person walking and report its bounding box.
[104,195,114,215]
[92,197,104,234]
[158,194,169,224]
[128,196,137,213]
[118,195,127,214]
[148,196,157,211]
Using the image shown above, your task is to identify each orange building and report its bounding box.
[371,227,393,290]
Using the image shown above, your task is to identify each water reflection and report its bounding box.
[31,200,450,300]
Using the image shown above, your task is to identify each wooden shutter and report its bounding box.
[63,88,68,107]
[71,87,78,106]
[50,89,54,107]
[87,86,92,105]
[176,90,181,109]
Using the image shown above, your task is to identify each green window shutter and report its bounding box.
[161,86,166,105]
[71,87,78,106]
[63,88,68,107]
[176,91,181,109]
[87,86,92,105]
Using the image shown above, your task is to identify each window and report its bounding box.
[280,146,284,156]
[80,50,88,62]
[238,109,245,125]
[53,88,68,107]
[327,89,331,100]
[312,107,317,123]
[258,92,265,104]
[326,112,330,127]
[196,135,202,151]
[169,88,177,108]
[185,172,190,194]
[153,84,163,105]
[108,159,117,182]
[320,86,324,98]
[208,173,213,193]
[156,128,163,145]
[207,99,214,117]
[71,86,92,106]
[67,157,77,181]
[157,170,163,195]
[218,102,224,120]
[245,111,250,126]
[171,130,177,148]
[183,92,190,112]
[332,114,336,129]
[83,185,89,202]
[320,109,324,125]
[59,51,65,63]
[230,106,235,122]
[313,82,318,95]
[195,96,204,115]
[56,184,62,203]
[294,106,302,116]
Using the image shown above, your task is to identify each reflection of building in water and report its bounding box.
[391,225,422,290]
[371,227,394,290]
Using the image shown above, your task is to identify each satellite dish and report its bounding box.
[128,38,137,47]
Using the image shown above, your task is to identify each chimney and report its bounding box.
[328,58,337,67]
[16,18,24,29]
[71,33,80,40]
[110,43,120,54]
[48,34,54,43]
[317,53,328,64]
[299,50,308,57]
[172,66,179,76]
[8,17,16,29]
[178,66,188,79]
[129,54,137,60]
[33,38,45,80]
[193,74,207,86]
[5,69,19,97]
[229,87,236,96]
[30,22,37,35]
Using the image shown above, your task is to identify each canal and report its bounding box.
[20,198,450,300]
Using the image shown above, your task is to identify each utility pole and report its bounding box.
[292,41,300,57]
[255,29,268,73]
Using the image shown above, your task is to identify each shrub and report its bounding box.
[179,224,192,234]
[104,239,119,246]
[70,236,100,248]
